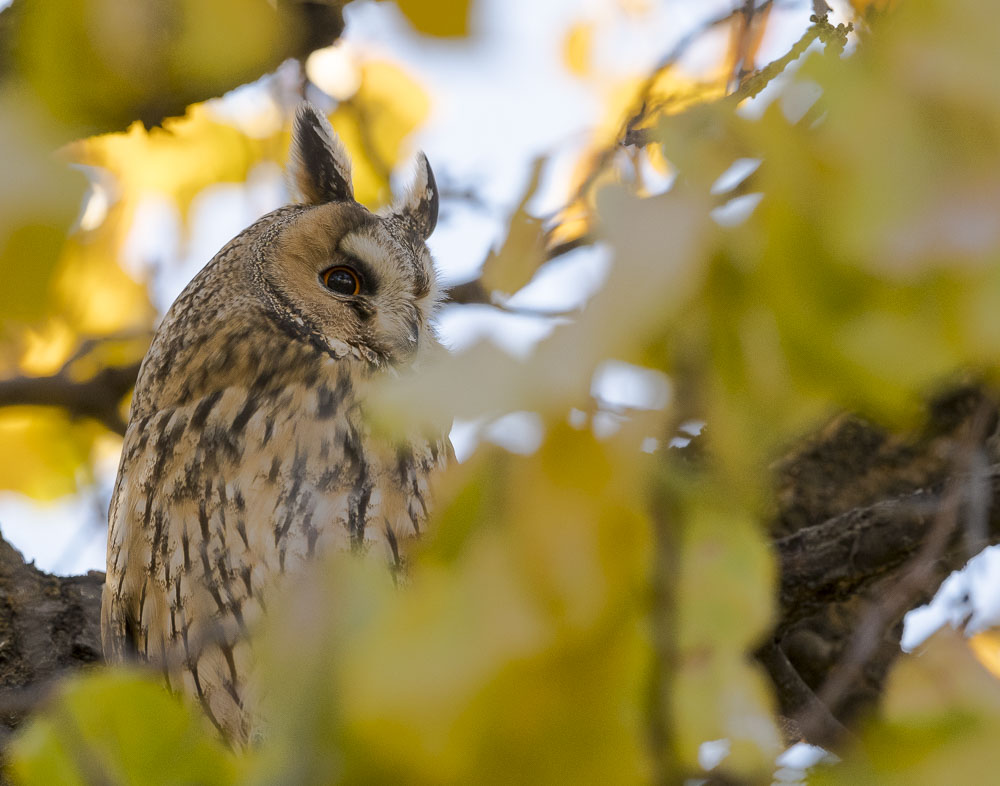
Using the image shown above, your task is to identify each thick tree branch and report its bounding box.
[0,362,140,435]
[0,539,103,739]
[775,487,952,628]
[758,386,1000,746]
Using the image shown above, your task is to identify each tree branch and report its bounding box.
[0,362,140,435]
[0,538,103,738]
[757,386,1000,746]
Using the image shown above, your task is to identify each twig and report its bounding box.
[727,20,823,104]
[438,186,491,212]
[446,3,806,311]
[730,14,851,104]
[728,1,760,93]
[576,4,753,205]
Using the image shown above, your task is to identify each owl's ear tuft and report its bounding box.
[392,153,438,240]
[289,103,354,205]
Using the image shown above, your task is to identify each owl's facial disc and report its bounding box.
[335,222,439,364]
[269,103,441,367]
[266,203,440,367]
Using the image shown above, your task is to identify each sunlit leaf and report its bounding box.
[0,408,103,499]
[967,630,1000,682]
[563,21,594,78]
[479,157,547,297]
[79,104,273,218]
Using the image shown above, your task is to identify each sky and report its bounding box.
[0,0,983,655]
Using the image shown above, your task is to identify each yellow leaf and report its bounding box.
[50,227,155,338]
[80,104,271,217]
[15,0,285,135]
[618,0,652,15]
[969,630,1000,681]
[479,157,547,297]
[550,67,723,244]
[7,671,241,785]
[18,322,76,376]
[0,408,103,499]
[604,70,727,148]
[563,22,594,78]
[394,0,472,38]
[0,99,88,326]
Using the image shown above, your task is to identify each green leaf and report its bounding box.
[6,671,242,786]
[812,632,1000,785]
[13,0,286,136]
[0,99,86,326]
[249,428,654,785]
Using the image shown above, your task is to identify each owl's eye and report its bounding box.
[321,265,362,296]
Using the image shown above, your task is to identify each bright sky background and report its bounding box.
[0,0,987,657]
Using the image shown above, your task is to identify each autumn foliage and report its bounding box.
[3,0,1000,782]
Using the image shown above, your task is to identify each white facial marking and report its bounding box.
[339,232,391,268]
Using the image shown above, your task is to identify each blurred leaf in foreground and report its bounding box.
[0,99,86,327]
[6,671,241,786]
[670,476,780,774]
[13,0,286,136]
[250,428,653,785]
[813,631,1000,785]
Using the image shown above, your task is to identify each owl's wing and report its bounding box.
[102,414,151,662]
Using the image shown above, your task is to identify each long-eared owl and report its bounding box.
[102,103,450,743]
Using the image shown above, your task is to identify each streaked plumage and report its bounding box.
[102,104,449,743]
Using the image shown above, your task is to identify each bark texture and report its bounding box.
[0,538,103,738]
[760,384,1000,745]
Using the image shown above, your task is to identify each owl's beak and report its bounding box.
[376,312,421,367]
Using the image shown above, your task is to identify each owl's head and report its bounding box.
[133,104,445,417]
[257,103,442,367]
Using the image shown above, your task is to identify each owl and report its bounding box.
[101,103,450,743]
